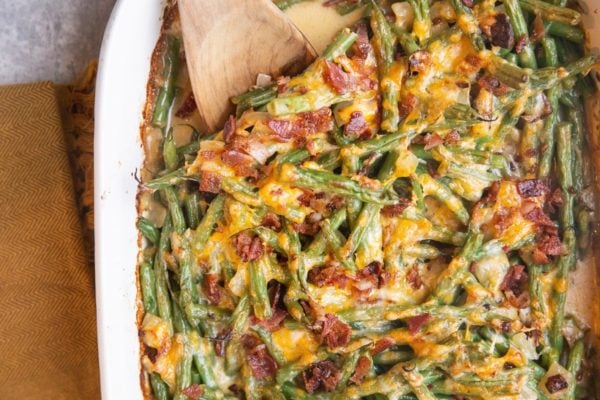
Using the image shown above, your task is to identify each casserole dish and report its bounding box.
[95,0,600,399]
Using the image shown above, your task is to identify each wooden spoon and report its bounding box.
[178,0,316,132]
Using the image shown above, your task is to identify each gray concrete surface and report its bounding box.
[0,0,117,84]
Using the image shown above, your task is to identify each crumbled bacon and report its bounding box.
[546,374,568,393]
[406,264,423,290]
[252,308,287,332]
[214,328,232,357]
[515,34,528,53]
[353,23,371,59]
[344,111,368,137]
[356,261,389,289]
[320,314,352,348]
[234,232,264,262]
[221,149,259,179]
[277,76,291,94]
[223,115,236,144]
[144,345,158,363]
[198,171,222,193]
[293,212,323,236]
[536,227,562,258]
[261,213,281,231]
[308,265,348,288]
[247,346,278,379]
[478,74,510,97]
[423,133,444,150]
[522,207,554,227]
[203,273,221,305]
[408,51,431,76]
[491,207,513,235]
[461,0,474,7]
[182,384,204,399]
[445,130,461,144]
[406,313,431,334]
[267,108,333,140]
[302,360,341,393]
[371,337,395,355]
[175,92,197,118]
[489,13,514,49]
[381,199,411,217]
[349,356,371,385]
[531,14,546,42]
[398,94,418,120]
[501,264,529,308]
[323,60,350,94]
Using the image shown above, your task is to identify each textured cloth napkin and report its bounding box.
[0,78,99,399]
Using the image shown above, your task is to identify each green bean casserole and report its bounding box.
[137,1,599,398]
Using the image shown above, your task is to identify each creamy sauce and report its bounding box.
[285,2,363,55]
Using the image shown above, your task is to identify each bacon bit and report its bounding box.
[371,337,395,355]
[523,207,554,227]
[490,207,512,235]
[182,384,204,399]
[327,195,346,212]
[406,313,431,334]
[546,374,568,393]
[199,171,222,193]
[277,76,291,94]
[344,111,368,137]
[531,14,546,42]
[323,60,350,94]
[223,115,236,144]
[406,264,423,290]
[423,133,444,150]
[175,92,197,118]
[465,54,482,68]
[247,346,278,379]
[267,108,333,140]
[478,74,510,96]
[308,266,348,288]
[489,13,515,49]
[297,191,315,207]
[234,232,264,262]
[144,345,158,363]
[517,179,549,198]
[501,264,529,308]
[320,314,352,348]
[381,199,411,217]
[356,261,389,289]
[221,149,259,179]
[349,356,371,385]
[261,213,281,231]
[302,360,342,393]
[445,130,461,144]
[199,150,218,160]
[461,0,474,7]
[515,34,528,53]
[252,308,287,332]
[203,273,222,305]
[353,23,371,59]
[214,328,232,357]
[537,228,562,257]
[293,212,323,236]
[399,94,418,120]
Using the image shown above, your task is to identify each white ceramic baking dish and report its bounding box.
[95,1,600,399]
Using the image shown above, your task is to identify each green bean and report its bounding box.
[503,0,538,68]
[305,208,347,256]
[192,194,225,252]
[391,25,420,56]
[250,256,272,320]
[566,339,584,400]
[163,128,179,171]
[231,295,250,335]
[149,372,170,400]
[138,217,160,244]
[154,216,173,334]
[371,1,400,132]
[278,163,399,205]
[191,332,218,388]
[549,122,576,362]
[140,261,158,315]
[275,148,311,165]
[177,139,200,157]
[253,326,286,366]
[153,35,180,128]
[417,172,470,225]
[323,28,358,61]
[163,186,186,234]
[519,0,581,26]
[546,21,584,43]
[232,84,277,116]
[184,191,201,229]
[145,168,188,191]
[174,338,193,400]
[172,298,191,335]
[448,0,485,50]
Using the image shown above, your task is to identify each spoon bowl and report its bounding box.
[178,0,316,132]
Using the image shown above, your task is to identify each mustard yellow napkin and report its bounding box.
[0,81,99,399]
